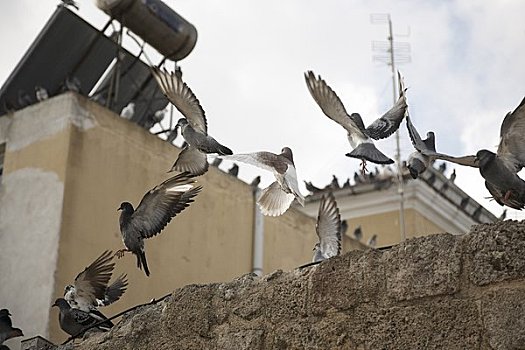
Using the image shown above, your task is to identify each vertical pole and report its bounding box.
[252,188,264,276]
[388,16,406,241]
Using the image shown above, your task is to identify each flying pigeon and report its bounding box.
[419,96,525,209]
[117,172,202,276]
[406,114,477,179]
[221,147,305,216]
[52,298,110,337]
[0,309,23,345]
[304,70,407,172]
[63,250,127,319]
[35,86,48,102]
[312,193,342,262]
[120,102,135,120]
[151,67,233,176]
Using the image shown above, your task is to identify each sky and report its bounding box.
[1,0,525,220]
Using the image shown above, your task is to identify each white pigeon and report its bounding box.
[120,102,135,120]
[222,147,305,216]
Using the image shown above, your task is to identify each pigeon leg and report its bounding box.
[360,160,368,176]
[114,249,130,259]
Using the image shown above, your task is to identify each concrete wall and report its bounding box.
[53,220,525,350]
[0,93,319,345]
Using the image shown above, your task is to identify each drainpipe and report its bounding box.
[252,187,264,276]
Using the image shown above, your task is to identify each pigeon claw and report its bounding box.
[114,249,129,259]
[360,160,368,176]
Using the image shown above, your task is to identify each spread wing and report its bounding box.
[406,115,436,152]
[304,71,368,139]
[151,67,208,134]
[101,274,128,306]
[221,152,288,174]
[497,96,525,173]
[73,251,115,303]
[130,172,202,239]
[366,71,408,140]
[316,193,342,258]
[424,152,479,168]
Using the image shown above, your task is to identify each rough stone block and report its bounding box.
[465,221,525,285]
[309,249,385,313]
[217,329,265,350]
[384,233,461,301]
[482,288,525,349]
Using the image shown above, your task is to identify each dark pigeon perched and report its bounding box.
[0,309,23,345]
[222,147,305,216]
[52,298,110,337]
[117,172,202,276]
[64,250,127,321]
[312,193,342,262]
[304,70,407,172]
[418,96,525,210]
[151,67,232,176]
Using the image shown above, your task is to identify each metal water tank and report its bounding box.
[95,0,197,61]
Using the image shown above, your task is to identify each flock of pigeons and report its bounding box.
[2,66,524,346]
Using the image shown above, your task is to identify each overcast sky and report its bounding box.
[1,0,525,219]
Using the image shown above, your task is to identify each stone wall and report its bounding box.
[54,221,525,350]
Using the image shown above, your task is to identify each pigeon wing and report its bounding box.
[101,274,128,306]
[72,251,115,304]
[366,71,408,140]
[257,181,295,216]
[151,67,208,134]
[497,96,525,173]
[406,115,428,152]
[222,152,288,174]
[170,144,209,176]
[304,71,368,139]
[70,309,95,327]
[315,193,342,258]
[130,172,202,239]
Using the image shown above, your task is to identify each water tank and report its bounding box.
[95,0,197,61]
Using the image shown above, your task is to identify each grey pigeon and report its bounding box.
[250,175,261,188]
[449,169,456,183]
[304,181,321,193]
[312,193,342,262]
[353,225,363,241]
[120,102,135,120]
[64,76,81,93]
[64,250,127,316]
[211,158,223,167]
[117,172,202,276]
[17,90,32,108]
[341,220,348,236]
[222,147,305,216]
[151,67,233,176]
[498,209,507,221]
[421,97,525,209]
[305,70,407,172]
[52,298,109,337]
[0,309,23,345]
[228,163,239,177]
[35,86,48,102]
[406,114,477,179]
[367,234,377,248]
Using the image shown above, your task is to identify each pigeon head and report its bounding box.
[52,298,71,310]
[407,157,426,179]
[0,309,10,317]
[117,202,134,213]
[176,118,188,128]
[281,147,294,163]
[475,149,495,168]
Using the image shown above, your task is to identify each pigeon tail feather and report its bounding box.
[137,251,150,277]
[215,143,233,156]
[346,143,394,164]
[258,181,295,216]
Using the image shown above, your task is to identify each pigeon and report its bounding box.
[367,234,377,248]
[304,181,322,193]
[312,193,342,262]
[498,209,507,221]
[250,175,261,188]
[0,309,23,345]
[151,67,233,176]
[221,147,305,216]
[117,172,202,276]
[406,114,477,179]
[211,158,223,167]
[304,70,407,172]
[353,225,363,241]
[61,0,79,10]
[35,86,48,102]
[63,250,127,320]
[421,97,525,209]
[17,90,32,108]
[120,102,135,120]
[449,169,456,183]
[64,76,81,93]
[52,298,109,337]
[329,175,339,190]
[228,163,239,177]
[341,220,348,236]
